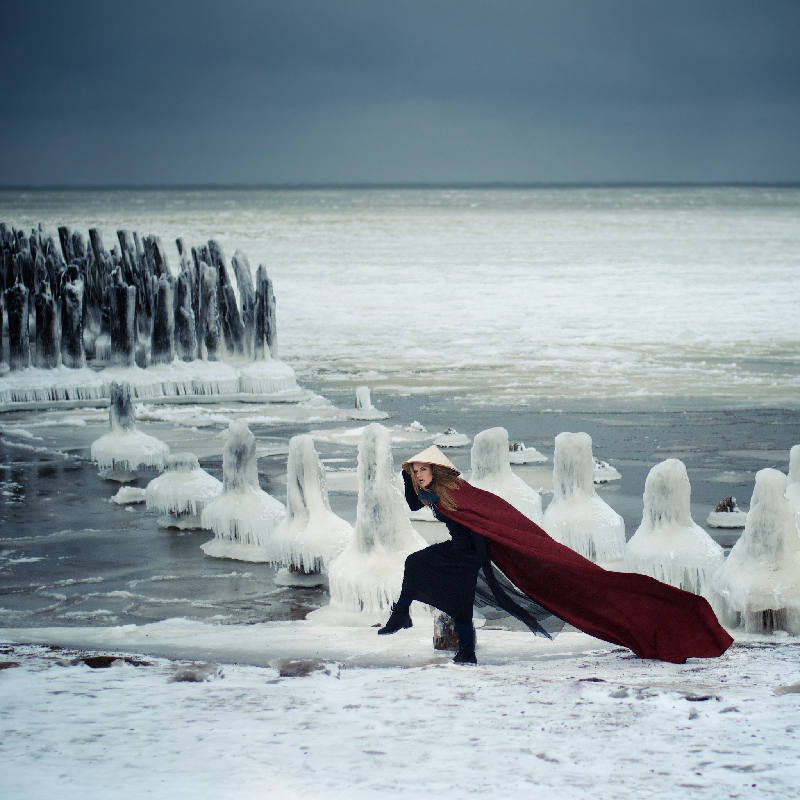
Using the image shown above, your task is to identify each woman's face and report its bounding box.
[412,462,434,489]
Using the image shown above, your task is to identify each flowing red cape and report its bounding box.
[441,482,733,664]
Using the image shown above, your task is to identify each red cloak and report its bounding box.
[441,481,733,664]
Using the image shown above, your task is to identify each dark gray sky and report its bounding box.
[2,1,799,186]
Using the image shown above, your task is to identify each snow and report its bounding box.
[543,432,626,566]
[468,427,543,524]
[508,441,548,464]
[624,459,724,598]
[347,386,389,420]
[712,468,800,634]
[310,423,427,624]
[2,626,800,800]
[269,434,354,573]
[200,422,285,559]
[145,453,222,525]
[786,444,800,512]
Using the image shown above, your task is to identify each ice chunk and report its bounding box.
[433,428,470,447]
[542,432,626,566]
[348,386,389,420]
[625,459,724,598]
[200,422,285,560]
[145,453,222,529]
[111,486,147,505]
[508,441,547,464]
[309,423,427,624]
[269,435,353,574]
[593,458,621,483]
[90,383,169,477]
[469,427,543,524]
[712,468,800,633]
[786,445,800,513]
[707,496,747,528]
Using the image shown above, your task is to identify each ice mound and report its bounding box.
[111,486,147,505]
[347,386,389,420]
[270,435,353,584]
[593,458,621,483]
[145,453,222,530]
[433,428,470,447]
[625,459,723,598]
[90,382,169,479]
[707,496,747,529]
[309,423,427,625]
[238,359,302,395]
[469,427,542,524]
[786,444,800,513]
[508,442,547,464]
[542,432,626,566]
[712,468,800,634]
[200,422,285,561]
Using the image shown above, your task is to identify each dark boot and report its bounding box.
[378,603,412,635]
[453,648,477,664]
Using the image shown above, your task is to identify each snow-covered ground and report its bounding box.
[1,624,799,800]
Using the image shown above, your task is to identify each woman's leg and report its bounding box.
[453,618,477,664]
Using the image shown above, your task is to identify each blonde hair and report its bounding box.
[404,463,463,513]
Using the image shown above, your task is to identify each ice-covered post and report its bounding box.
[199,263,221,361]
[109,269,137,367]
[5,281,30,370]
[624,459,724,597]
[542,432,626,565]
[209,240,244,357]
[231,250,256,358]
[110,381,135,432]
[60,271,85,369]
[712,468,800,633]
[470,427,542,523]
[254,264,277,359]
[786,445,800,511]
[34,280,60,369]
[174,270,197,361]
[151,276,175,365]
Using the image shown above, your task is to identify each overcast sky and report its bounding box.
[1,1,798,186]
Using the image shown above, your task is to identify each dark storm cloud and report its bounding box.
[1,1,799,185]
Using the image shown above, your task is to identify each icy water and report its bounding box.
[1,186,799,630]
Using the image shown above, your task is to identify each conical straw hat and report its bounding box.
[401,445,460,474]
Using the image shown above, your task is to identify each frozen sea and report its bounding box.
[1,187,800,798]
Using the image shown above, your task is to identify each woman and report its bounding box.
[379,445,733,666]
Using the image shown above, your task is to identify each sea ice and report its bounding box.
[347,386,389,420]
[200,422,285,561]
[624,459,724,598]
[433,428,470,447]
[593,458,621,483]
[712,468,800,634]
[309,423,427,625]
[542,432,626,566]
[90,382,169,479]
[110,486,147,505]
[468,427,543,524]
[707,496,748,528]
[269,435,353,585]
[508,441,547,464]
[145,453,222,530]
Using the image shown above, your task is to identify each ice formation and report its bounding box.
[712,468,800,633]
[309,423,427,624]
[201,422,285,561]
[145,453,222,530]
[593,458,621,483]
[469,427,543,524]
[542,432,626,565]
[624,459,724,597]
[433,428,470,447]
[707,496,747,528]
[90,382,169,480]
[785,444,800,512]
[347,386,389,420]
[270,435,353,586]
[508,442,547,464]
[111,486,147,505]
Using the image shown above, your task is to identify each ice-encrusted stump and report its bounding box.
[433,428,470,447]
[707,496,747,529]
[174,270,197,362]
[90,382,169,482]
[308,423,427,625]
[469,427,543,524]
[271,435,354,587]
[786,445,800,512]
[199,263,221,361]
[200,422,285,561]
[542,432,626,566]
[509,441,547,464]
[712,468,800,634]
[347,386,389,420]
[624,459,723,598]
[146,453,222,530]
[34,281,60,369]
[151,277,175,365]
[60,272,85,369]
[6,281,30,370]
[231,250,256,358]
[109,271,137,367]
